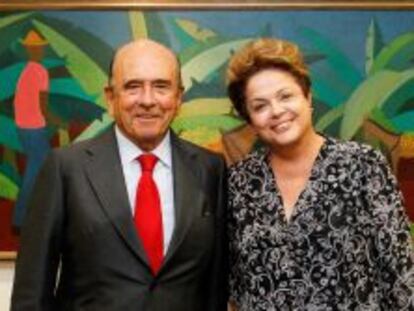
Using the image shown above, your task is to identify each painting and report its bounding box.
[1,3,414,259]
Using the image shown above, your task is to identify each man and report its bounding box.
[13,30,50,229]
[11,39,228,311]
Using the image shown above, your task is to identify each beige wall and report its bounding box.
[0,262,14,311]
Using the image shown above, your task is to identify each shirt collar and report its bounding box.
[115,125,172,168]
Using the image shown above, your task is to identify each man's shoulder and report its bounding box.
[52,128,114,159]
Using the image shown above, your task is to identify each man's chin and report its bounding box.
[130,131,167,150]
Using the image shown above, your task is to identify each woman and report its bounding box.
[226,38,414,310]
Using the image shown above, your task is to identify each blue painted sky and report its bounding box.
[44,10,414,73]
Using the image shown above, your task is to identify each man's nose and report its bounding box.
[140,85,156,106]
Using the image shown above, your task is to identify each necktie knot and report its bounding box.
[138,154,158,173]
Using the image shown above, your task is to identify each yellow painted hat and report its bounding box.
[21,30,48,46]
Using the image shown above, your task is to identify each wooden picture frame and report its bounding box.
[2,0,414,10]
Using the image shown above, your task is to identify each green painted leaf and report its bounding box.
[257,23,273,37]
[32,19,107,108]
[50,78,95,102]
[365,17,384,75]
[177,127,221,146]
[178,98,232,118]
[371,31,414,74]
[129,11,148,39]
[0,62,25,101]
[145,12,170,45]
[340,69,414,139]
[381,80,414,117]
[184,57,230,101]
[172,115,243,133]
[315,105,345,131]
[312,98,331,119]
[168,17,197,51]
[179,36,240,64]
[38,15,113,73]
[370,108,397,133]
[74,113,113,142]
[49,94,104,123]
[0,115,22,152]
[299,26,362,93]
[0,12,33,29]
[181,38,251,91]
[391,111,414,132]
[0,97,13,118]
[0,163,21,186]
[183,78,226,101]
[303,52,326,65]
[42,58,66,68]
[395,98,414,116]
[311,75,347,108]
[0,172,18,200]
[175,18,216,42]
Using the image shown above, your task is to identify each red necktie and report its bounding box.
[134,154,163,274]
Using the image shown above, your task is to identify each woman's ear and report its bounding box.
[307,92,313,106]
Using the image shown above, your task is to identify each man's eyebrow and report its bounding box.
[152,79,173,84]
[121,79,141,88]
[122,78,172,85]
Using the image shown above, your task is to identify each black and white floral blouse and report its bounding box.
[228,136,414,311]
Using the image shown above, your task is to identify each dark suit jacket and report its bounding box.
[11,127,228,311]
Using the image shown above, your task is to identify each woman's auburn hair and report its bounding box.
[226,38,311,121]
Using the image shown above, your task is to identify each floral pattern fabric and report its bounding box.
[228,136,414,311]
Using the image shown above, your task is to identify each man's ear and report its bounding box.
[177,85,184,101]
[175,85,184,106]
[104,86,115,117]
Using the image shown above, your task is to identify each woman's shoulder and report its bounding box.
[228,148,267,173]
[324,136,385,163]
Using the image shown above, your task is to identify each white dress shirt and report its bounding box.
[115,126,175,255]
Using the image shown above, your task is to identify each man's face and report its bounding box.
[106,41,182,151]
[26,45,45,62]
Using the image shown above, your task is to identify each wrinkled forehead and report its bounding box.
[111,43,180,85]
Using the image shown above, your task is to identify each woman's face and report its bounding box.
[245,68,314,149]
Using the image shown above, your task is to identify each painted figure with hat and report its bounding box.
[13,29,50,229]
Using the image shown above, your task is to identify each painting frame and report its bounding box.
[1,1,414,261]
[2,0,414,10]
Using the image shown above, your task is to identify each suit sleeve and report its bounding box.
[363,149,414,310]
[11,151,64,311]
[206,156,229,311]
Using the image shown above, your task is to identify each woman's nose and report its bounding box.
[270,100,285,116]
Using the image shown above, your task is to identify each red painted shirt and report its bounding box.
[14,61,49,129]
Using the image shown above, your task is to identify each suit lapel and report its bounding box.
[83,128,151,271]
[162,134,204,267]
